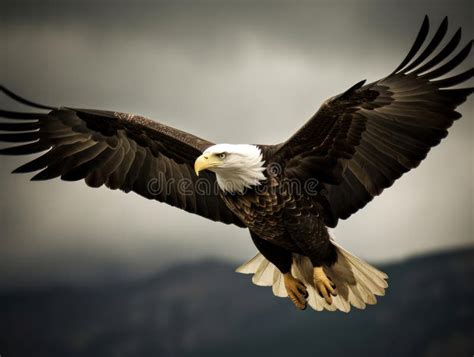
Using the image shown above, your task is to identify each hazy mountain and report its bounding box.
[1,247,473,357]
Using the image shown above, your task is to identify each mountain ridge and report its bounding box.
[1,246,473,357]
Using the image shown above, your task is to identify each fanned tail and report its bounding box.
[236,238,388,313]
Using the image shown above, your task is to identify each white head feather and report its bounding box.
[203,144,266,193]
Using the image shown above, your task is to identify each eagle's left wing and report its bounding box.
[272,16,473,227]
[0,88,245,227]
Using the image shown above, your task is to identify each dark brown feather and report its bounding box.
[270,16,472,227]
[0,105,244,227]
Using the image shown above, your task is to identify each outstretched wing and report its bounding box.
[0,88,245,227]
[272,16,473,227]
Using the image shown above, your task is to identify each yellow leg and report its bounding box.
[284,272,308,310]
[313,267,337,304]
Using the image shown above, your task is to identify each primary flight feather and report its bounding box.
[1,16,472,312]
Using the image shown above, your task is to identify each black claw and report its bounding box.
[297,287,308,297]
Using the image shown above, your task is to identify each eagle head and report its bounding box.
[194,144,266,193]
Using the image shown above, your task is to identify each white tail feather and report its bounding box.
[236,238,388,313]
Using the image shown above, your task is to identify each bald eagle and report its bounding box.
[0,16,472,312]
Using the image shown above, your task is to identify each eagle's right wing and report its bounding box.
[0,87,245,227]
[271,16,472,227]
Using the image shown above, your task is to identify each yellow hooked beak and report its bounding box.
[194,154,221,176]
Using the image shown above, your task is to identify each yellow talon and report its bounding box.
[284,272,308,310]
[313,266,337,304]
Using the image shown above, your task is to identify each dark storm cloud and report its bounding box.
[0,0,472,288]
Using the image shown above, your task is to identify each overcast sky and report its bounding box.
[1,0,472,289]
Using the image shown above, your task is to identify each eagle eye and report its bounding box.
[217,153,226,160]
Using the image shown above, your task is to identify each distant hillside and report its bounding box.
[1,248,473,357]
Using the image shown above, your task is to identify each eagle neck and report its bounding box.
[214,158,266,194]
